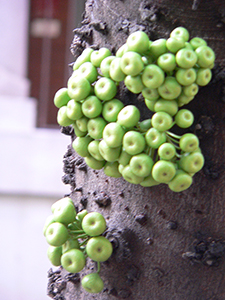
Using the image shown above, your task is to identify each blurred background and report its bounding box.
[0,0,85,299]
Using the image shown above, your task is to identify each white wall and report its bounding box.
[0,1,73,299]
[0,0,29,77]
[0,194,55,300]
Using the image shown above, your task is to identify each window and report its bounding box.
[28,0,85,127]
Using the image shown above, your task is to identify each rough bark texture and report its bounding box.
[47,0,225,299]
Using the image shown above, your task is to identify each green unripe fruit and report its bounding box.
[120,51,144,76]
[88,140,104,161]
[126,31,150,54]
[195,68,212,86]
[123,131,146,155]
[152,160,176,183]
[62,239,80,253]
[82,273,104,294]
[149,38,167,57]
[47,246,62,266]
[179,133,199,152]
[78,62,98,83]
[99,140,121,162]
[54,88,71,108]
[166,37,185,53]
[61,249,86,273]
[87,117,107,140]
[158,77,182,100]
[158,143,176,160]
[154,99,178,116]
[195,46,215,68]
[72,136,92,157]
[122,165,144,184]
[104,161,122,178]
[46,222,69,247]
[124,75,145,94]
[109,57,126,81]
[168,170,193,192]
[170,27,190,42]
[179,152,204,173]
[117,105,140,128]
[73,48,93,70]
[57,106,74,127]
[86,236,113,262]
[190,37,207,50]
[67,99,83,120]
[142,64,165,89]
[130,153,154,177]
[142,88,159,101]
[102,99,124,122]
[175,109,194,128]
[85,156,106,170]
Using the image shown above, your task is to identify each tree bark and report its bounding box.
[47,0,225,299]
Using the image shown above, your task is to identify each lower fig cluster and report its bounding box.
[44,197,113,294]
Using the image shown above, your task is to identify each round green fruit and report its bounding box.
[126,31,150,54]
[123,131,146,155]
[103,122,125,148]
[102,99,124,122]
[130,153,154,177]
[122,165,144,184]
[179,152,204,173]
[168,170,193,192]
[72,136,92,157]
[82,96,103,119]
[87,117,107,140]
[158,142,176,160]
[85,156,106,170]
[52,198,76,225]
[117,105,140,128]
[151,160,176,183]
[120,51,144,76]
[170,27,190,42]
[99,139,121,162]
[90,47,111,67]
[54,87,71,108]
[158,77,182,100]
[94,77,117,101]
[67,76,91,101]
[179,133,199,153]
[45,222,69,247]
[104,161,121,178]
[151,111,173,132]
[78,61,98,83]
[88,140,104,161]
[61,249,86,273]
[82,212,106,236]
[86,236,113,262]
[82,273,104,294]
[142,64,165,89]
[109,57,126,82]
[47,245,62,266]
[145,128,166,149]
[174,109,194,128]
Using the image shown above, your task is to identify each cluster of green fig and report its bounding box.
[44,197,113,294]
[54,27,215,192]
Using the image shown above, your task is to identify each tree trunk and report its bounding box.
[47,0,225,299]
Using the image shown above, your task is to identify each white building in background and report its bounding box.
[0,1,83,299]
